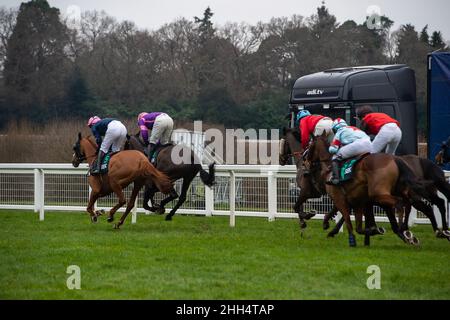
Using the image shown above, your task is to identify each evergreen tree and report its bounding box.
[420,25,430,44]
[431,31,445,49]
[3,0,69,122]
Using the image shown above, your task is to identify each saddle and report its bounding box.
[336,153,370,183]
[151,143,173,166]
[91,152,118,175]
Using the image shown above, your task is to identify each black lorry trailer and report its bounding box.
[289,64,417,155]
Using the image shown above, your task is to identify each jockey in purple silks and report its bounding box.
[137,112,174,163]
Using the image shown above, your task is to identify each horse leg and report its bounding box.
[327,217,344,238]
[372,195,407,243]
[323,206,338,230]
[86,190,101,223]
[293,194,311,230]
[165,176,195,221]
[364,205,385,236]
[143,184,159,212]
[158,188,179,219]
[411,199,442,239]
[115,182,143,229]
[106,180,127,223]
[428,192,450,237]
[331,195,356,247]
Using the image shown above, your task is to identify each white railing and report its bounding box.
[0,163,449,228]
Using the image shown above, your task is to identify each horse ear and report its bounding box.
[321,131,327,138]
[78,132,82,141]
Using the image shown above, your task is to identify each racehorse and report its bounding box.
[326,155,450,241]
[72,133,174,229]
[307,134,430,247]
[125,133,215,221]
[279,128,336,230]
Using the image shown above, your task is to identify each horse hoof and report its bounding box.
[165,215,172,221]
[349,235,357,247]
[443,230,450,237]
[300,221,307,230]
[323,221,330,230]
[157,208,165,215]
[300,213,316,220]
[113,224,120,230]
[377,227,386,235]
[91,216,98,223]
[411,236,420,246]
[327,233,336,238]
[403,230,413,241]
[107,217,114,223]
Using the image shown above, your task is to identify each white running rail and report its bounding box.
[0,163,448,227]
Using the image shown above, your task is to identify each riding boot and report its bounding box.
[92,151,105,175]
[148,143,157,164]
[327,160,341,185]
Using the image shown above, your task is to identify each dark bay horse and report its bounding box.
[72,133,174,229]
[125,133,215,221]
[326,155,450,241]
[279,127,338,230]
[307,134,430,247]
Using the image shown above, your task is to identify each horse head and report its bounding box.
[72,133,98,167]
[308,133,331,165]
[72,132,85,168]
[279,127,303,166]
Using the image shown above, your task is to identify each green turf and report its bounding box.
[0,210,449,300]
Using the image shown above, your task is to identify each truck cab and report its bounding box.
[289,65,417,155]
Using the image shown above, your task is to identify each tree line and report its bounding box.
[0,0,448,136]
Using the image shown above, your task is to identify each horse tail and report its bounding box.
[395,158,433,199]
[142,161,173,194]
[199,163,216,187]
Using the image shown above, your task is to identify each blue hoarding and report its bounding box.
[428,52,450,170]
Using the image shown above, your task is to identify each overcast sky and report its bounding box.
[2,0,450,40]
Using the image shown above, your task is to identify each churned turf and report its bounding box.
[0,210,449,300]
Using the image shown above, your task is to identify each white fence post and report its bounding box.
[205,183,214,217]
[34,169,40,213]
[131,195,138,224]
[267,170,277,222]
[230,171,236,227]
[34,169,45,221]
[409,207,418,228]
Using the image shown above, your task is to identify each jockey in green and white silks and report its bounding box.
[327,118,371,185]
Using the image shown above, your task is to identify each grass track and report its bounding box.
[0,210,449,300]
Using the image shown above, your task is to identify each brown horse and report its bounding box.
[307,134,430,247]
[125,133,215,221]
[72,133,174,229]
[279,128,333,230]
[326,155,450,241]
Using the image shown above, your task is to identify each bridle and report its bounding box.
[73,140,86,162]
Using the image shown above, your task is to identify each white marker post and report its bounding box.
[230,171,236,227]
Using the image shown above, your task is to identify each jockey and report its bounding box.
[327,118,372,185]
[137,112,174,163]
[87,116,128,175]
[355,105,402,155]
[296,110,334,150]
